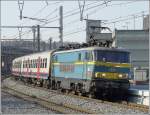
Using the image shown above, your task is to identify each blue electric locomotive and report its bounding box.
[51,46,130,97]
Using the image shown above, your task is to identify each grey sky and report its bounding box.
[1,1,149,43]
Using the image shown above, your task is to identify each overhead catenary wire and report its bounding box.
[64,1,138,27]
[46,0,138,27]
[4,1,148,41]
[87,1,136,16]
[39,1,105,38]
[43,1,109,26]
[37,1,103,32]
[63,13,148,39]
[103,12,148,25]
[63,28,85,37]
[61,1,141,38]
[6,1,61,39]
[40,1,148,41]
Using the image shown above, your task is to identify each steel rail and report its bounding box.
[6,75,149,113]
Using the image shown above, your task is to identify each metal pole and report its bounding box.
[49,37,52,50]
[37,25,40,52]
[133,15,135,30]
[32,26,36,51]
[59,6,63,46]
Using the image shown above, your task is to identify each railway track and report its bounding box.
[2,87,94,114]
[17,78,148,113]
[3,76,149,114]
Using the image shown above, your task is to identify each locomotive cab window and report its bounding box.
[85,51,93,61]
[94,50,130,63]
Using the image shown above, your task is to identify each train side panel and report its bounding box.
[12,51,52,80]
[52,50,94,90]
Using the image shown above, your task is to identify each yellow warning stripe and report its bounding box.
[52,61,131,68]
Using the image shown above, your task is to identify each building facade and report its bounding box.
[112,29,149,68]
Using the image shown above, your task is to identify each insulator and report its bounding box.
[18,0,24,20]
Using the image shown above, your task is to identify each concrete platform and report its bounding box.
[128,84,149,106]
[129,89,149,97]
[130,84,149,90]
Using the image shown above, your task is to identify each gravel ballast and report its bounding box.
[2,77,148,114]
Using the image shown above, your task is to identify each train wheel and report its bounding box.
[40,81,43,87]
[71,91,76,95]
[52,80,55,90]
[65,89,69,94]
[77,92,82,96]
[55,82,59,90]
[88,93,94,98]
[88,92,95,98]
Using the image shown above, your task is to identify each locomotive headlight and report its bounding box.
[126,74,129,78]
[102,73,106,77]
[118,74,123,78]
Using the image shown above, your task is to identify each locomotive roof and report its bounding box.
[13,47,129,61]
[54,46,129,54]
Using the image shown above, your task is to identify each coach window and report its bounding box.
[34,60,36,68]
[35,59,36,68]
[28,60,30,68]
[45,58,47,68]
[41,59,43,68]
[25,61,27,68]
[27,61,28,68]
[30,60,32,68]
[32,60,33,68]
[35,60,36,68]
[32,60,34,68]
[33,60,35,68]
[36,59,38,68]
[34,60,35,68]
[29,60,31,68]
[43,59,45,68]
[27,61,29,68]
[25,61,26,68]
[40,59,42,68]
[43,58,45,68]
[35,60,37,68]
